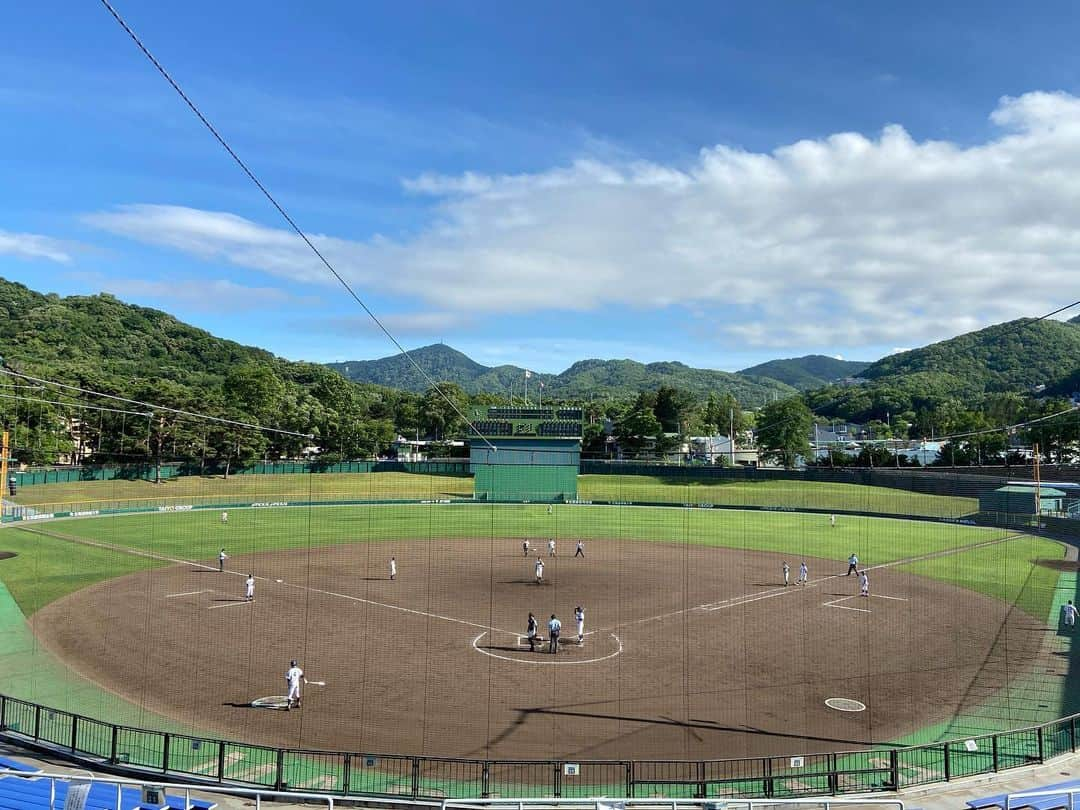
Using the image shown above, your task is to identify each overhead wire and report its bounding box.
[96,0,496,453]
[0,367,313,439]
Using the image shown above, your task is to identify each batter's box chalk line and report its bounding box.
[473,630,623,665]
[251,696,291,710]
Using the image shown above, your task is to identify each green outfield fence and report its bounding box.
[1,692,1078,799]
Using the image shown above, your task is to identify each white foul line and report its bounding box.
[823,595,871,613]
[165,589,212,598]
[207,600,252,610]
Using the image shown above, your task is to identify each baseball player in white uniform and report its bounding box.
[285,660,306,710]
[782,561,790,586]
[574,606,585,644]
[218,548,228,572]
[244,574,255,601]
[798,561,808,585]
[535,557,544,585]
[221,511,228,524]
[389,557,396,580]
[548,538,556,557]
[830,514,836,527]
[859,570,870,597]
[1064,601,1079,629]
[575,540,585,558]
[522,539,530,557]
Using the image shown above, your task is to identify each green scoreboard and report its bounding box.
[469,406,583,502]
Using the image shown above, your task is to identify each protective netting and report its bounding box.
[0,462,1077,796]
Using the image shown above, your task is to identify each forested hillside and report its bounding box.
[736,355,871,389]
[332,344,796,405]
[0,278,420,466]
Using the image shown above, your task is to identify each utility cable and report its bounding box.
[97,0,496,452]
[0,367,312,439]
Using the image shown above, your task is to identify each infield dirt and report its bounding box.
[31,537,1046,761]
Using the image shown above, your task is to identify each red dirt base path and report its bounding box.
[31,537,1045,762]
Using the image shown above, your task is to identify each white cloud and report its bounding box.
[0,229,73,262]
[68,272,309,313]
[86,91,1080,350]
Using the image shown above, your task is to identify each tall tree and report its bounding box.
[756,397,813,468]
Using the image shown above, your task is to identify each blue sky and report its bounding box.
[4,2,1080,373]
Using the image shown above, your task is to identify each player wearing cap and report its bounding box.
[285,660,306,710]
[535,557,544,585]
[547,614,562,654]
[244,573,255,601]
[218,548,228,572]
[574,605,585,644]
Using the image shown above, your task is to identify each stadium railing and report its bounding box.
[1,693,1078,801]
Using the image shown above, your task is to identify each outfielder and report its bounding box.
[574,605,585,644]
[535,557,544,585]
[830,514,836,527]
[244,573,255,601]
[285,659,306,710]
[221,511,228,524]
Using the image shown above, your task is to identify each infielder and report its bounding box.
[548,614,561,654]
[782,561,790,586]
[522,539,530,557]
[535,557,544,585]
[526,612,539,652]
[285,659,306,710]
[218,548,228,572]
[846,553,858,576]
[859,570,870,597]
[575,540,585,558]
[798,561,809,585]
[574,605,585,644]
[548,538,556,557]
[1064,601,1079,629]
[244,573,255,601]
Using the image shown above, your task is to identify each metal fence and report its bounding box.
[2,693,1079,800]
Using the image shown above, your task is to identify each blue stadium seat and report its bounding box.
[0,775,217,810]
[966,779,1080,810]
[0,759,39,774]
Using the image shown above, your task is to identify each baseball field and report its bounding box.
[0,473,1073,769]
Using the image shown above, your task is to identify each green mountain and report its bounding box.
[737,355,871,390]
[861,319,1080,391]
[805,318,1080,422]
[0,277,412,465]
[330,345,797,406]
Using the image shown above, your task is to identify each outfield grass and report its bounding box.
[579,474,977,517]
[9,471,473,507]
[10,472,978,519]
